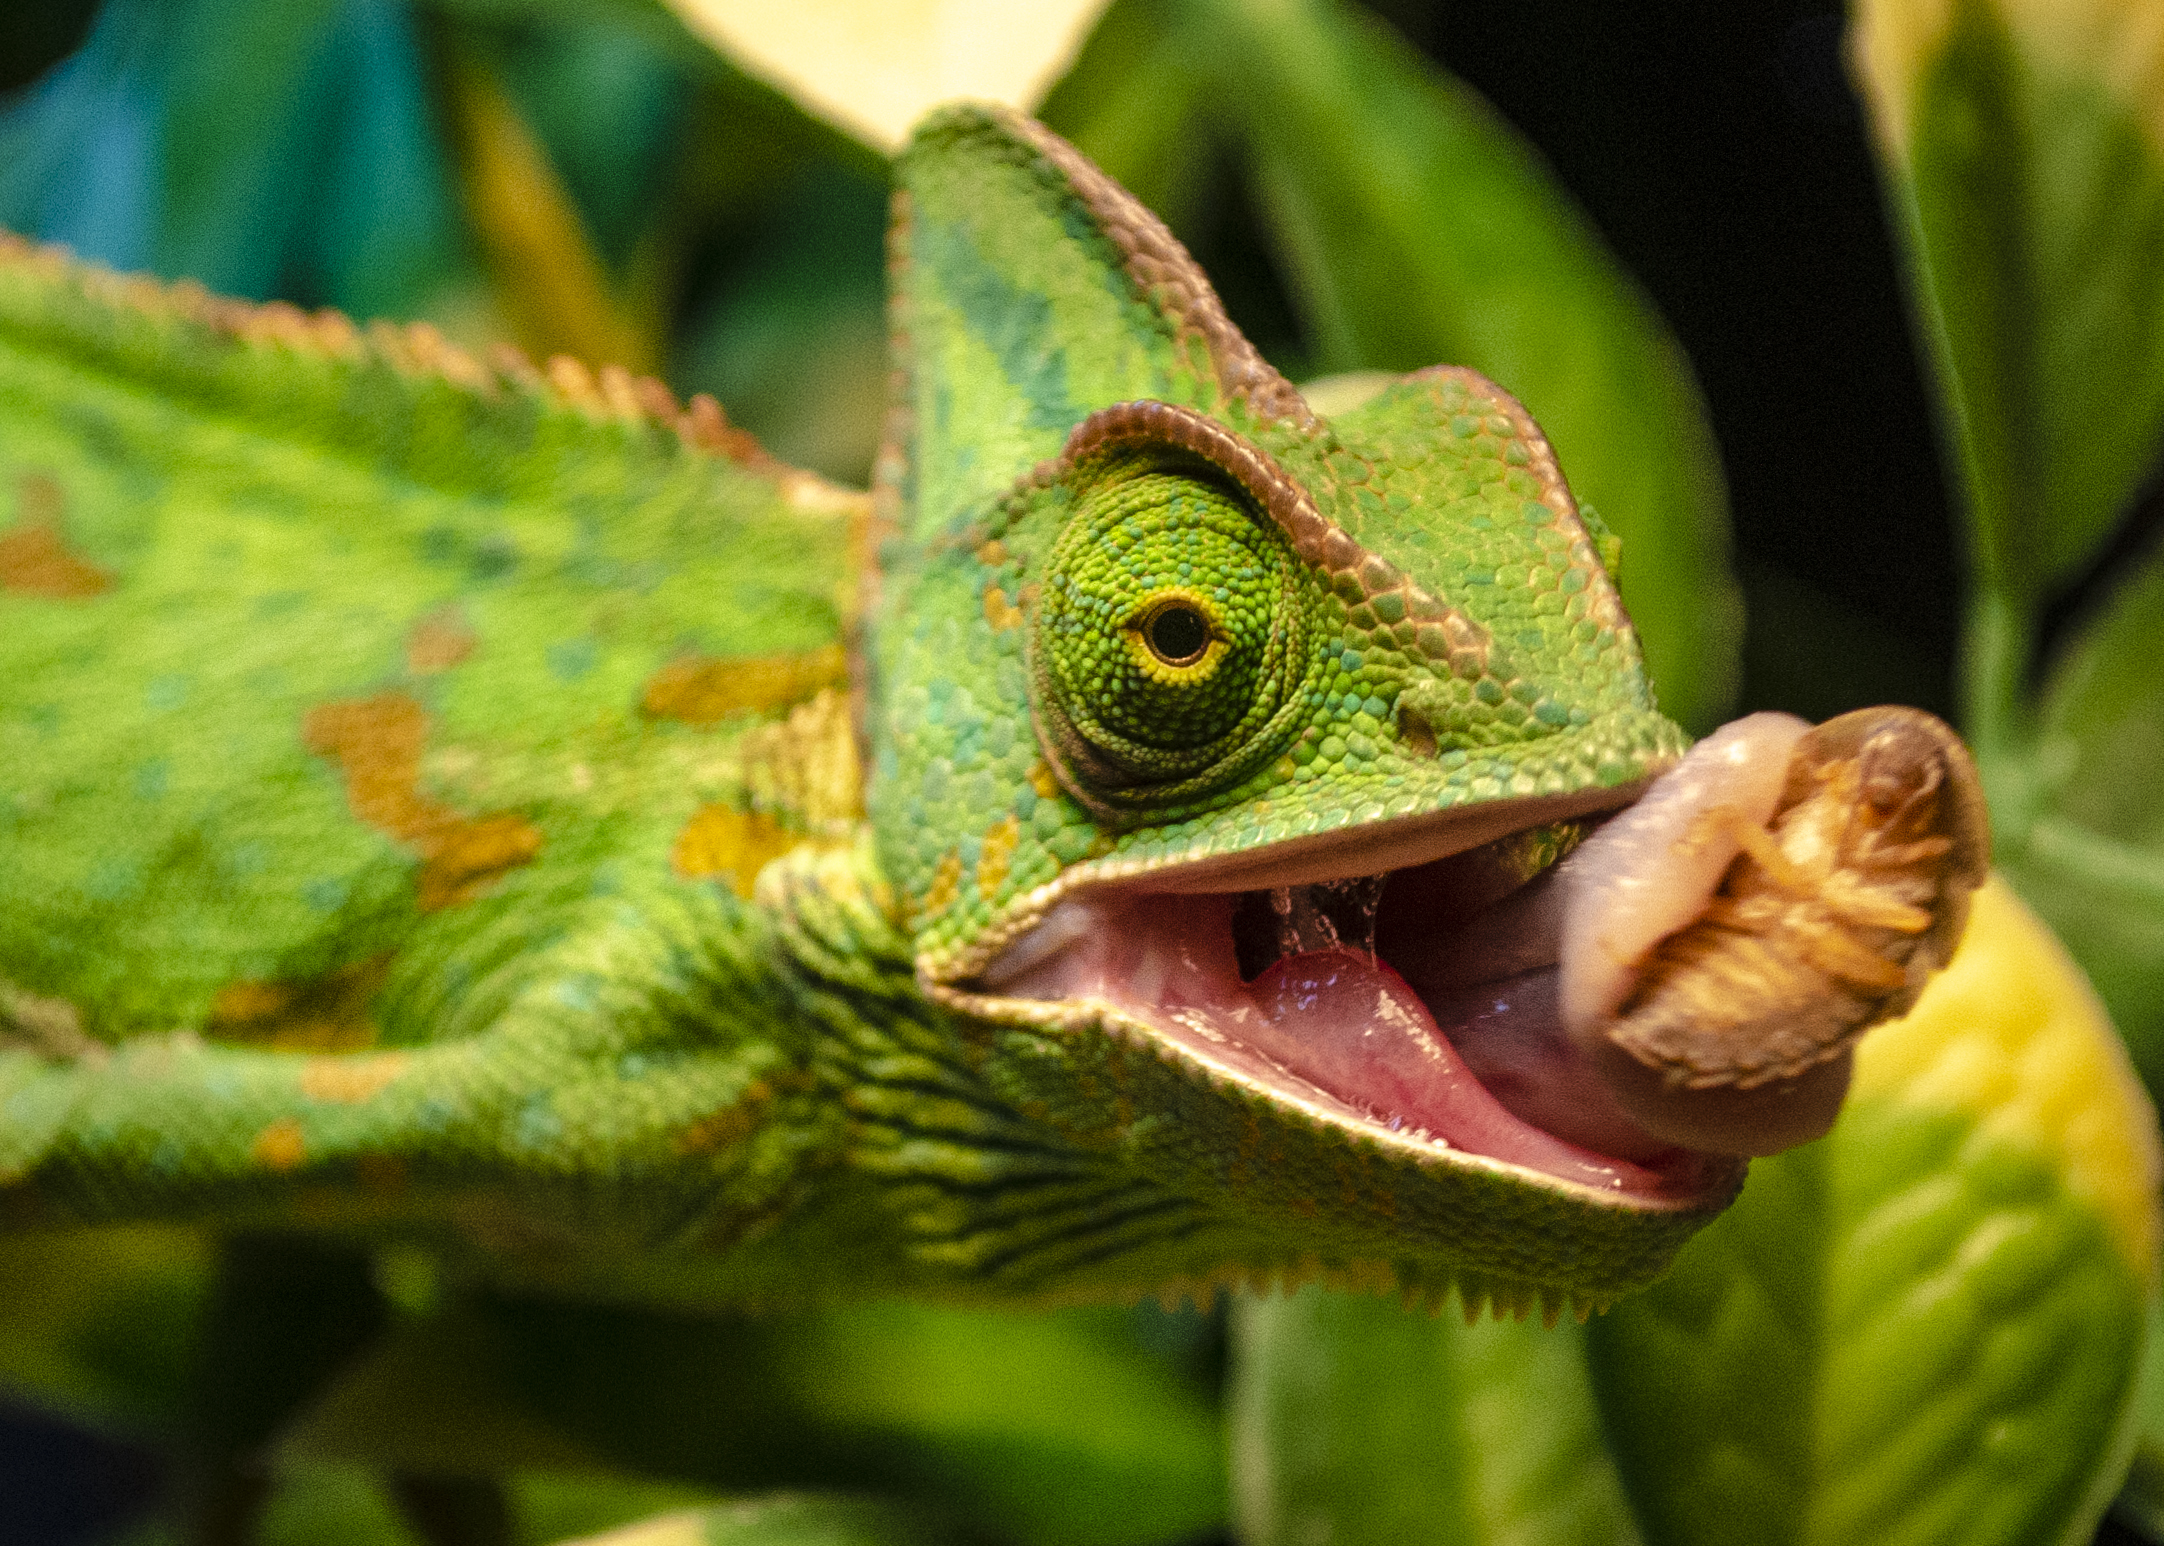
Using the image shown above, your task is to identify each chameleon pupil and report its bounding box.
[1146,603,1210,665]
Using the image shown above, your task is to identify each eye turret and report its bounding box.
[1029,450,1315,819]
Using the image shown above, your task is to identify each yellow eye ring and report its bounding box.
[1132,593,1220,671]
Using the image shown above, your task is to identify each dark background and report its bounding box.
[0,1,2039,1542]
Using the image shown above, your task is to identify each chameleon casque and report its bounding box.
[0,103,1983,1320]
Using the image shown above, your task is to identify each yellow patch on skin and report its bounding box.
[977,814,1021,898]
[976,537,1010,566]
[920,850,963,922]
[1856,876,2162,1284]
[982,584,1024,631]
[639,643,848,724]
[252,1117,308,1173]
[1027,760,1062,800]
[0,472,113,598]
[736,689,865,837]
[298,1053,409,1104]
[670,804,801,897]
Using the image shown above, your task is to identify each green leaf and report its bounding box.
[1853,0,2164,612]
[2113,1297,2164,1539]
[476,14,694,273]
[1037,0,1214,236]
[1587,880,2157,1546]
[549,1494,997,1546]
[2001,529,2164,1089]
[1189,0,1739,733]
[1228,1286,1641,1546]
[1990,536,2164,1091]
[290,1296,1224,1546]
[281,1305,613,1477]
[513,1473,725,1546]
[257,1461,426,1546]
[673,166,890,484]
[0,1224,214,1431]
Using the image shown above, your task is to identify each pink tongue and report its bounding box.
[1238,949,1644,1191]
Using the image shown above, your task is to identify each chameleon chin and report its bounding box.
[0,100,1988,1313]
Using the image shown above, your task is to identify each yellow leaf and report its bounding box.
[663,0,1115,151]
[443,49,657,374]
[1857,874,2163,1285]
[1854,0,2164,159]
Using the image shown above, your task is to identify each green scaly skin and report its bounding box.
[0,105,1723,1318]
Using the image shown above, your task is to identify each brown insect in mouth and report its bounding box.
[1590,706,1989,1154]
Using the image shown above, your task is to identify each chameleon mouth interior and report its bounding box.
[974,822,1737,1205]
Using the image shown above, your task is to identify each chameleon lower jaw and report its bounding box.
[967,875,1725,1207]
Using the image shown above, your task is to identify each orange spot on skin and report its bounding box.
[976,814,1020,899]
[0,473,113,598]
[303,693,434,833]
[298,1052,409,1104]
[301,693,541,911]
[670,804,801,897]
[640,643,848,725]
[210,956,391,1051]
[253,1117,308,1173]
[405,608,478,673]
[417,813,543,911]
[982,585,1023,631]
[211,980,292,1024]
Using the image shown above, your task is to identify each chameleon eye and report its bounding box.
[1030,449,1314,819]
[1141,599,1213,668]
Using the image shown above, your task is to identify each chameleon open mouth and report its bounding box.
[955,708,1983,1210]
[966,823,1729,1207]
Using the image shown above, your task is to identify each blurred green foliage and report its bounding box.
[4,0,2164,1542]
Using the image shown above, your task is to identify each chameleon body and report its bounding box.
[0,104,1761,1317]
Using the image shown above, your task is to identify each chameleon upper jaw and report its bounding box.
[1112,781,1655,895]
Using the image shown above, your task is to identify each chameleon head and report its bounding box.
[869,104,1984,1305]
